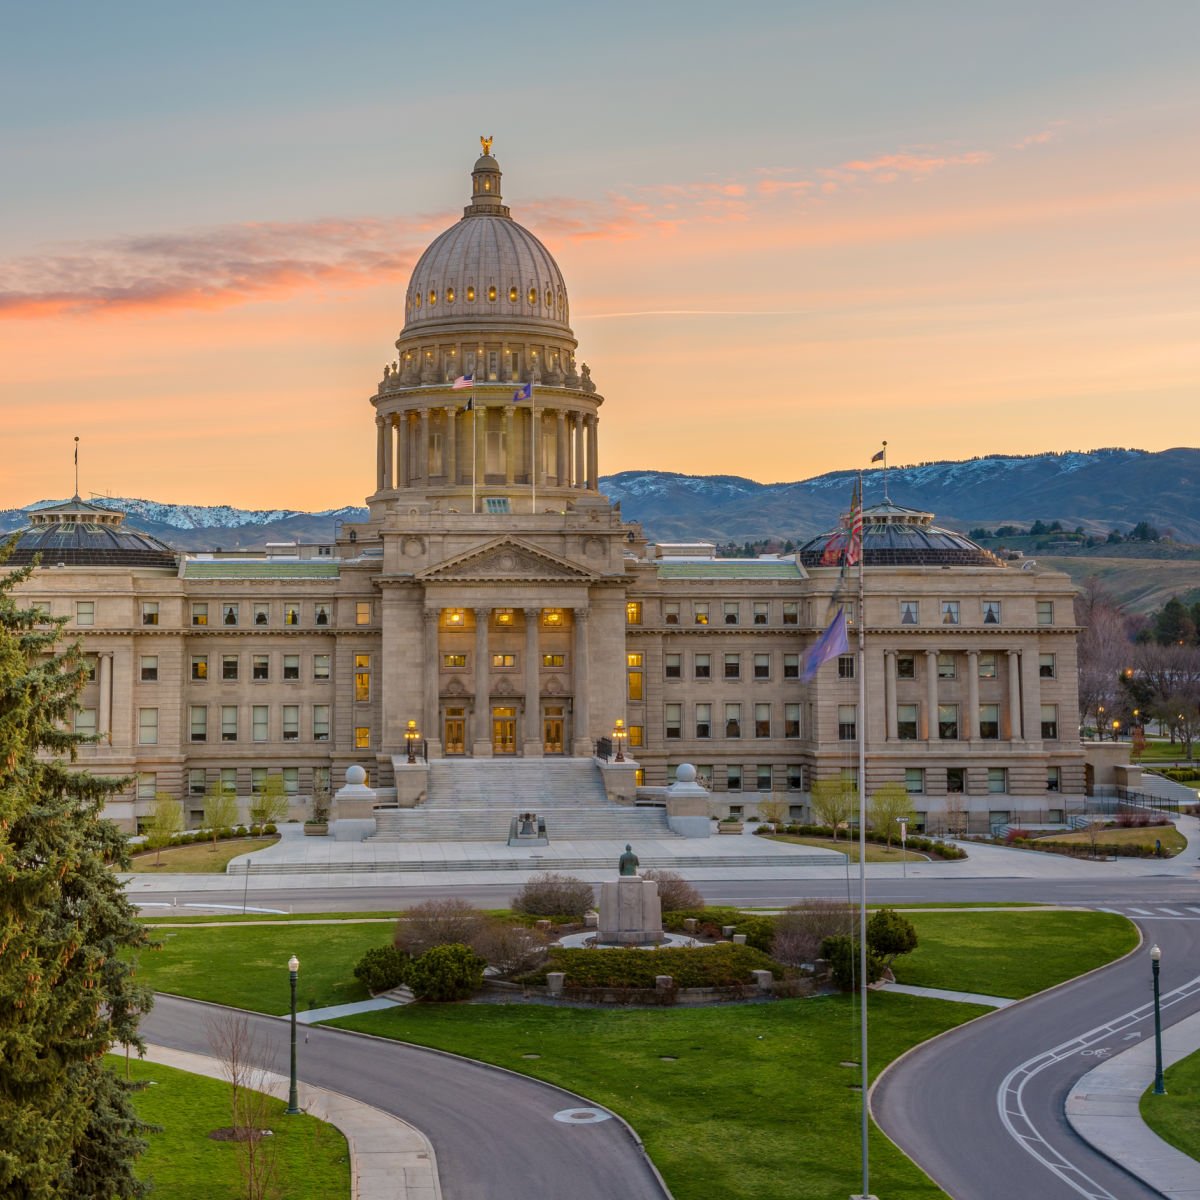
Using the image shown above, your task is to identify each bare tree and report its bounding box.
[1133,643,1200,761]
[772,899,856,967]
[1075,578,1132,737]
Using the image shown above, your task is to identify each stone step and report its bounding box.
[369,805,672,843]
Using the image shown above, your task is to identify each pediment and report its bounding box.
[418,537,599,583]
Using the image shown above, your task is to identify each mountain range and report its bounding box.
[3,447,1198,549]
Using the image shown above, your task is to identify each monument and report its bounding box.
[597,845,664,945]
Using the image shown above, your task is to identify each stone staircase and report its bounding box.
[369,758,674,843]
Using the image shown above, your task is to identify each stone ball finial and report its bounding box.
[346,765,367,786]
[676,763,697,783]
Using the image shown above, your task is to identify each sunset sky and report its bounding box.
[2,2,1198,511]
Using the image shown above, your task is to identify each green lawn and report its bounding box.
[1141,1045,1200,1160]
[126,837,279,873]
[767,833,926,863]
[139,913,399,925]
[1043,825,1187,855]
[109,1056,349,1199]
[892,910,1138,998]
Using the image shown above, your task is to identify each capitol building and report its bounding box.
[9,144,1087,834]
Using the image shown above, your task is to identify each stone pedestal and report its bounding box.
[332,764,378,819]
[597,875,663,946]
[665,763,712,838]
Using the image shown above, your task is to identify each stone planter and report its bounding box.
[717,822,744,835]
[303,822,328,837]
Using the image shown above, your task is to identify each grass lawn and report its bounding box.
[331,993,977,1200]
[892,910,1138,998]
[127,837,279,873]
[767,833,926,863]
[1040,825,1187,855]
[109,1055,349,1199]
[140,913,399,925]
[1141,1045,1200,1160]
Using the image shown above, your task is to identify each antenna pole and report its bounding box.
[471,384,478,516]
[856,467,870,1200]
[74,436,80,497]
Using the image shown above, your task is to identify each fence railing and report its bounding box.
[594,737,613,763]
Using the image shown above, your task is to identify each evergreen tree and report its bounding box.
[1154,597,1197,647]
[0,546,155,1198]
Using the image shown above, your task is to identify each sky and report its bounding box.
[2,1,1199,511]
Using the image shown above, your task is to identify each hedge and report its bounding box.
[661,907,775,952]
[760,823,968,859]
[521,944,783,989]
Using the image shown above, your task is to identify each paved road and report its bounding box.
[143,994,668,1200]
[874,909,1200,1200]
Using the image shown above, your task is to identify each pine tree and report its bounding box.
[0,545,155,1198]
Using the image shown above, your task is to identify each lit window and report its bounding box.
[665,703,682,739]
[509,286,518,302]
[141,602,159,626]
[694,603,709,626]
[940,601,960,626]
[897,704,918,740]
[837,655,855,679]
[937,653,956,680]
[541,653,565,667]
[905,768,925,795]
[978,654,997,679]
[284,603,300,626]
[221,705,237,742]
[725,703,741,738]
[252,706,268,742]
[138,708,158,745]
[444,653,467,668]
[1039,654,1056,678]
[190,705,207,742]
[982,600,1001,625]
[282,705,299,741]
[695,703,711,738]
[785,704,801,738]
[753,602,768,626]
[75,600,94,626]
[313,654,330,680]
[466,285,475,302]
[356,601,372,625]
[446,285,455,303]
[494,609,515,627]
[1041,704,1058,739]
[355,657,371,700]
[444,609,466,627]
[527,286,537,305]
[783,654,799,679]
[938,704,959,740]
[140,656,158,682]
[192,603,208,626]
[695,654,711,679]
[755,703,770,738]
[838,705,857,740]
[1037,601,1054,625]
[900,600,919,625]
[253,603,268,625]
[626,601,643,626]
[313,705,330,741]
[542,609,564,627]
[489,285,497,302]
[429,289,436,306]
[665,653,682,680]
[355,726,371,749]
[222,655,238,681]
[74,708,97,736]
[191,656,208,681]
[283,655,300,681]
[414,292,421,309]
[491,653,516,668]
[979,704,999,739]
[252,655,269,681]
[628,725,644,748]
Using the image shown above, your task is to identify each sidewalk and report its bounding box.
[141,1043,441,1200]
[1066,1011,1200,1198]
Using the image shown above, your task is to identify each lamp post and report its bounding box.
[896,816,909,879]
[1151,944,1166,1095]
[612,718,627,763]
[405,719,420,764]
[1112,719,1120,742]
[287,954,300,1114]
[1097,705,1105,741]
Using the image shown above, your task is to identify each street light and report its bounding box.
[1097,705,1105,741]
[612,718,627,763]
[896,816,909,879]
[1112,719,1121,741]
[287,954,300,1114]
[1150,944,1166,1095]
[405,719,420,764]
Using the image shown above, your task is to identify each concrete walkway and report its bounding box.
[297,989,414,1025]
[140,1043,441,1200]
[1066,1011,1200,1199]
[878,981,1015,1008]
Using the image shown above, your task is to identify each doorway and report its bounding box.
[543,706,564,755]
[444,707,465,756]
[492,707,516,755]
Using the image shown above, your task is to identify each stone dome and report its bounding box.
[401,150,571,337]
[798,501,1004,568]
[7,497,177,569]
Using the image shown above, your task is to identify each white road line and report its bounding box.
[1158,908,1184,915]
[1186,907,1200,915]
[995,971,1200,1199]
[1127,907,1155,915]
[1094,907,1123,914]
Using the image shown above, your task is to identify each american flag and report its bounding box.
[845,479,863,566]
[452,374,474,390]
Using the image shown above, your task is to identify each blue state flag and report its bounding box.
[801,607,850,682]
[512,381,533,403]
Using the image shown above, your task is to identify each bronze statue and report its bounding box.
[618,843,639,876]
[480,135,493,156]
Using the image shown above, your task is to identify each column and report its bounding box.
[423,609,441,757]
[884,650,897,740]
[523,608,542,757]
[586,414,598,489]
[396,412,407,488]
[473,608,491,756]
[444,406,458,484]
[375,416,386,491]
[925,649,938,742]
[98,652,112,742]
[966,650,980,742]
[418,408,430,485]
[382,414,395,491]
[504,405,515,484]
[1007,650,1022,741]
[572,607,591,754]
[1021,647,1042,743]
[556,410,568,486]
[574,413,586,489]
[474,405,486,488]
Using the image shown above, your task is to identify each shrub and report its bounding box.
[511,872,596,918]
[660,907,776,952]
[353,945,411,994]
[234,825,248,838]
[264,822,277,835]
[866,908,918,965]
[395,899,486,957]
[820,935,885,991]
[1005,827,1032,844]
[523,943,781,989]
[470,917,549,978]
[639,869,704,913]
[407,943,486,1001]
[772,899,855,967]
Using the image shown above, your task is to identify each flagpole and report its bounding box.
[471,382,478,516]
[856,468,870,1200]
[531,389,537,516]
[881,440,889,503]
[73,436,80,496]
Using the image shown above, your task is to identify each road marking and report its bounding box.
[1158,908,1184,915]
[1094,907,1123,914]
[1123,1032,1143,1041]
[553,1107,612,1124]
[1186,907,1200,916]
[1079,1048,1111,1058]
[996,970,1200,1199]
[1127,907,1155,915]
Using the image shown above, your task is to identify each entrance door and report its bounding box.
[492,707,516,755]
[543,706,564,755]
[444,707,465,756]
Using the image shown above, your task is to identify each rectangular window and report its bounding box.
[191,655,208,681]
[663,602,680,625]
[251,768,266,795]
[31,601,51,621]
[252,655,269,681]
[723,602,739,626]
[283,654,300,681]
[252,603,268,626]
[314,653,330,681]
[1037,600,1054,625]
[74,707,97,736]
[979,703,1000,739]
[628,724,643,747]
[725,703,742,738]
[282,767,299,795]
[937,653,956,680]
[191,602,208,626]
[982,600,1001,625]
[494,608,515,627]
[626,652,644,702]
[785,703,801,738]
[754,653,770,680]
[252,705,269,742]
[755,703,771,738]
[490,653,516,669]
[137,772,157,800]
[896,655,915,680]
[82,655,97,682]
[141,602,159,626]
[783,653,799,680]
[987,767,1008,794]
[140,655,158,682]
[753,602,769,626]
[693,603,709,626]
[541,652,566,668]
[724,653,740,680]
[695,703,711,738]
[727,765,743,791]
[314,603,331,626]
[782,602,798,626]
[938,703,959,740]
[946,767,965,794]
[355,726,370,749]
[1039,653,1056,679]
[1041,704,1058,739]
[837,655,855,679]
[756,765,772,792]
[313,704,330,741]
[282,705,299,741]
[541,609,564,628]
[838,705,857,740]
[220,768,237,796]
[221,705,237,742]
[665,703,682,739]
[224,603,241,627]
[978,653,997,679]
[787,764,804,791]
[284,603,300,626]
[138,700,158,739]
[190,705,207,742]
[897,704,919,740]
[940,600,960,625]
[221,654,238,680]
[905,768,925,795]
[695,653,711,680]
[75,600,94,626]
[356,664,372,699]
[356,601,372,625]
[188,768,206,796]
[695,764,713,788]
[626,600,643,625]
[1046,766,1061,792]
[664,653,681,680]
[900,600,919,625]
[444,653,468,668]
